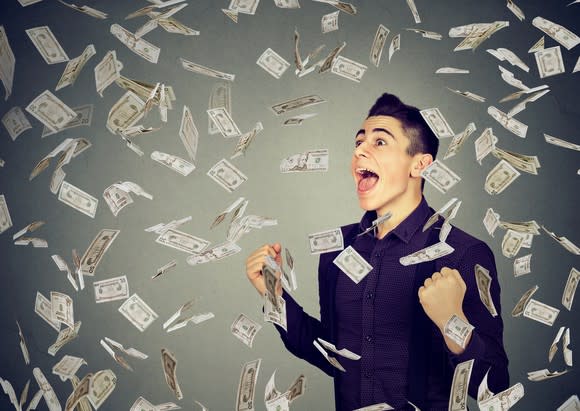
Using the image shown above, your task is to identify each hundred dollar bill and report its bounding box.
[527,368,568,381]
[333,246,372,284]
[487,48,529,72]
[229,0,260,15]
[210,197,245,229]
[474,128,497,164]
[57,0,108,19]
[406,28,442,40]
[15,320,30,366]
[264,293,287,330]
[317,338,360,360]
[26,26,69,64]
[532,16,580,50]
[0,194,13,235]
[79,228,120,276]
[50,291,74,329]
[207,107,241,137]
[103,185,133,216]
[207,158,247,192]
[444,314,474,348]
[548,326,565,363]
[453,21,509,51]
[264,369,282,404]
[321,11,339,33]
[161,349,182,400]
[282,113,317,126]
[506,0,524,21]
[400,241,454,266]
[231,122,263,158]
[308,228,344,254]
[420,108,454,139]
[313,0,357,15]
[95,50,121,96]
[501,229,525,258]
[513,254,532,277]
[449,359,474,411]
[488,106,528,138]
[151,151,195,176]
[405,0,421,22]
[534,46,565,78]
[369,24,389,67]
[422,198,460,232]
[93,275,129,303]
[528,36,545,53]
[447,88,486,103]
[353,404,394,411]
[271,94,326,115]
[186,241,242,265]
[436,67,469,74]
[119,294,158,332]
[274,0,300,8]
[331,55,367,82]
[475,264,497,317]
[421,160,461,194]
[523,298,559,326]
[155,228,210,254]
[313,340,345,372]
[110,24,160,63]
[280,149,329,172]
[286,374,306,403]
[544,133,580,151]
[236,359,261,411]
[179,105,198,162]
[257,48,290,78]
[2,106,32,140]
[484,159,520,195]
[541,225,580,255]
[48,321,81,356]
[266,395,289,411]
[443,122,476,160]
[33,367,62,411]
[87,369,116,409]
[388,34,400,62]
[562,267,579,310]
[107,91,145,134]
[58,181,98,218]
[65,372,91,411]
[53,355,86,381]
[42,104,93,138]
[492,147,539,175]
[13,220,45,240]
[130,396,155,411]
[557,395,580,411]
[319,41,346,73]
[507,88,550,117]
[498,218,540,234]
[511,285,539,317]
[208,82,231,134]
[56,44,95,91]
[231,314,262,348]
[26,89,77,133]
[563,328,572,366]
[479,383,524,411]
[35,291,61,331]
[0,26,15,100]
[180,57,235,81]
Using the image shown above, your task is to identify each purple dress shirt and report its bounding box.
[275,197,509,411]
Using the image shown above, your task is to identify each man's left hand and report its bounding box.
[418,266,467,332]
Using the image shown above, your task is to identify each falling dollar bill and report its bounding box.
[26,26,69,64]
[308,228,344,254]
[444,314,474,348]
[26,89,77,133]
[523,298,559,326]
[532,16,580,50]
[207,158,247,192]
[369,24,389,67]
[236,359,261,411]
[270,94,326,115]
[119,294,158,332]
[0,194,13,235]
[280,149,329,173]
[161,349,183,400]
[110,24,160,64]
[534,46,565,78]
[56,43,96,91]
[333,246,372,284]
[421,160,461,194]
[331,55,367,82]
[449,359,474,411]
[33,367,62,411]
[80,228,120,276]
[257,47,290,78]
[400,241,454,266]
[231,314,262,348]
[2,106,32,140]
[484,160,520,195]
[420,108,455,139]
[93,275,129,303]
[180,57,235,81]
[475,264,498,317]
[562,267,579,310]
[207,107,241,137]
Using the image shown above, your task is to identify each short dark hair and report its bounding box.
[367,93,439,190]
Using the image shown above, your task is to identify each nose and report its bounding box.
[354,141,369,158]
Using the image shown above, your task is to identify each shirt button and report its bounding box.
[365,335,373,342]
[366,292,373,300]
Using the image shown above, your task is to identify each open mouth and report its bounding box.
[355,167,379,193]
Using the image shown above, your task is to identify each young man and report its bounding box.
[245,93,509,410]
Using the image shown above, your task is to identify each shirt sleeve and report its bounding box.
[272,256,337,377]
[445,242,510,398]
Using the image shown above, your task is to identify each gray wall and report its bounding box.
[0,0,578,410]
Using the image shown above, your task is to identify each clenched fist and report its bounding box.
[245,243,283,297]
[418,267,467,333]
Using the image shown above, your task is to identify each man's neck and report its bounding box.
[375,192,423,239]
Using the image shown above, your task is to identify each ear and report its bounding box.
[410,153,433,178]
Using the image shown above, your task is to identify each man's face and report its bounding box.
[351,115,417,214]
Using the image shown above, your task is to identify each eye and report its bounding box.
[355,140,363,147]
[376,138,387,146]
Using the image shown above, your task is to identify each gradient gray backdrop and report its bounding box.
[1,0,579,410]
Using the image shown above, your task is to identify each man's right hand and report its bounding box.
[245,243,283,297]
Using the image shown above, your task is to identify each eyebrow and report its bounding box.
[355,127,396,140]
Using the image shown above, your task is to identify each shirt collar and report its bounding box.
[358,196,433,244]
